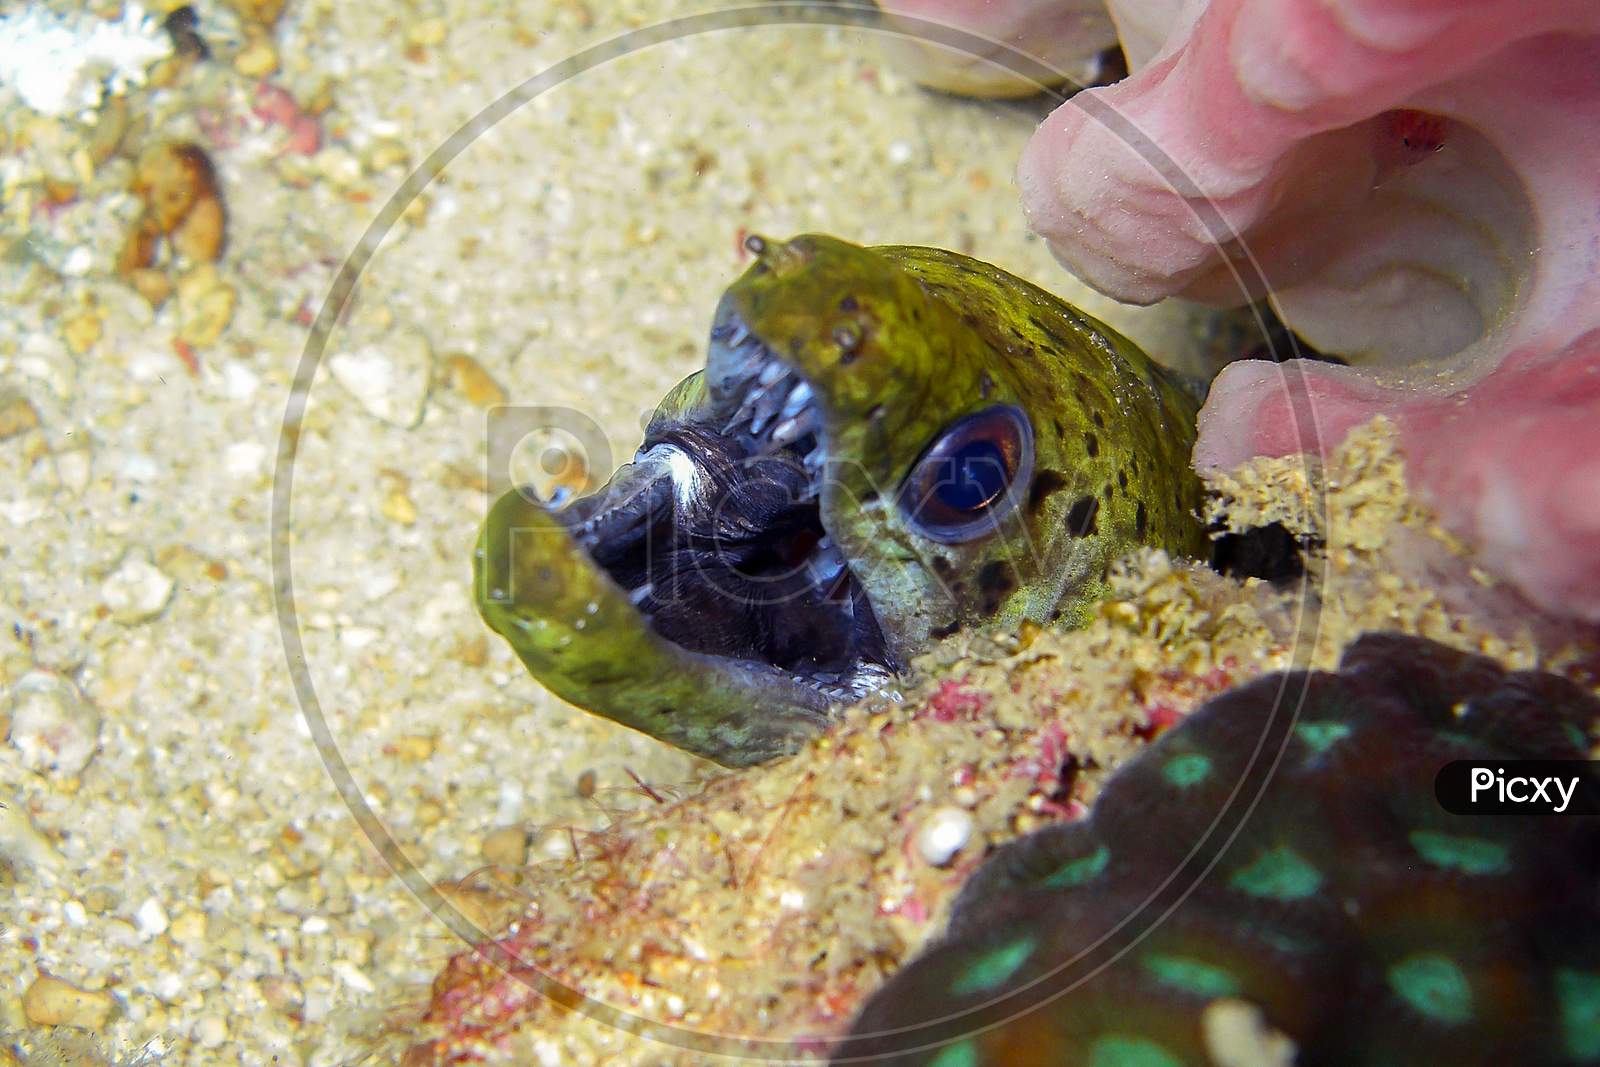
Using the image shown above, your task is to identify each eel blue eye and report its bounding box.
[900,405,1034,543]
[940,440,1008,511]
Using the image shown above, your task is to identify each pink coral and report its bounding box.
[983,0,1600,621]
[1198,335,1600,620]
[1018,0,1600,360]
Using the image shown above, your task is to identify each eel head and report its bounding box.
[476,235,1205,765]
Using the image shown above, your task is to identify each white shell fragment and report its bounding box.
[7,671,102,777]
[0,794,65,878]
[329,329,433,428]
[134,896,170,938]
[101,549,176,623]
[0,4,171,118]
[1203,998,1298,1067]
[915,805,975,867]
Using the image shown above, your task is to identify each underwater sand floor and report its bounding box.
[2,2,1593,1065]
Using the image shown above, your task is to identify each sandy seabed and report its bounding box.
[2,2,1593,1066]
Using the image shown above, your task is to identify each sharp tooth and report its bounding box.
[780,381,813,421]
[749,385,787,436]
[725,375,773,434]
[757,361,788,388]
[628,583,653,606]
[769,417,801,446]
[724,391,760,433]
[769,409,818,448]
[727,322,751,348]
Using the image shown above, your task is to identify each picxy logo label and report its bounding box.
[1436,761,1599,816]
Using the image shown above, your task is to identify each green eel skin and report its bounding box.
[475,235,1207,766]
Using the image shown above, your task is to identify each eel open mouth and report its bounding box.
[556,310,895,704]
[475,304,900,765]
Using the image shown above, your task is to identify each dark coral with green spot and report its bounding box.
[840,634,1600,1065]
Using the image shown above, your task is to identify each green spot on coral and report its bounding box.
[929,1041,980,1067]
[1561,722,1589,753]
[1388,953,1473,1025]
[1162,752,1211,788]
[1088,1035,1184,1067]
[1257,927,1316,956]
[1142,953,1240,998]
[1557,969,1600,1059]
[1294,720,1351,755]
[1041,844,1109,888]
[1434,729,1485,752]
[1230,845,1322,900]
[950,936,1035,997]
[1409,830,1510,875]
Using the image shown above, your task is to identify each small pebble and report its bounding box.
[226,0,287,26]
[0,797,65,877]
[168,908,208,944]
[329,330,432,428]
[101,550,176,623]
[176,264,237,347]
[233,37,279,77]
[331,960,375,994]
[407,17,448,46]
[433,882,515,932]
[119,452,161,483]
[83,886,119,914]
[1203,998,1298,1067]
[453,635,489,667]
[60,246,94,277]
[219,360,261,399]
[258,974,304,1016]
[194,1014,229,1048]
[135,897,170,938]
[21,974,114,1030]
[123,142,226,267]
[56,438,93,497]
[7,672,102,777]
[914,806,974,867]
[389,734,435,761]
[224,440,267,479]
[534,825,575,861]
[63,309,101,353]
[481,825,529,868]
[381,485,418,525]
[0,393,40,440]
[444,354,507,408]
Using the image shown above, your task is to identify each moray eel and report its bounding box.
[475,235,1206,766]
